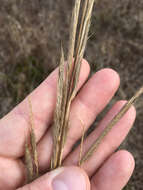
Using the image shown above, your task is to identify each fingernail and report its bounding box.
[52,167,88,190]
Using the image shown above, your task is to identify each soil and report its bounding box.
[0,0,143,189]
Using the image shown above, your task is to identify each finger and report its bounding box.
[64,101,136,176]
[0,157,25,190]
[91,150,135,190]
[17,166,90,190]
[0,60,90,158]
[37,69,120,171]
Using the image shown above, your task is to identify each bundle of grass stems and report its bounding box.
[25,0,143,183]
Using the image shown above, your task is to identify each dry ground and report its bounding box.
[0,0,143,189]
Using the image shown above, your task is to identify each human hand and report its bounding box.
[0,60,136,189]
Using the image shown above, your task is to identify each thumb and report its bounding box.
[17,166,90,190]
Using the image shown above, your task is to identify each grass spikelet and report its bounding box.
[24,97,39,183]
[25,141,34,183]
[79,86,143,165]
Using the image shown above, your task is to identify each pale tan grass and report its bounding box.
[79,87,143,164]
[50,0,95,169]
[25,98,39,183]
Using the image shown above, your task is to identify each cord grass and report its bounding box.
[79,87,143,164]
[50,0,96,170]
[25,98,39,183]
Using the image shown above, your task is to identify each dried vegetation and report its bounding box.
[0,0,143,189]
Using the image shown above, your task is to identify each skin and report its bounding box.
[0,60,136,189]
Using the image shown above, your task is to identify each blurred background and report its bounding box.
[0,0,143,189]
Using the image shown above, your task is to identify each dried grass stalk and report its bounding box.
[25,98,39,183]
[51,0,95,170]
[79,87,143,165]
[25,142,34,183]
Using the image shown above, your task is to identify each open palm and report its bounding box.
[0,60,135,190]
